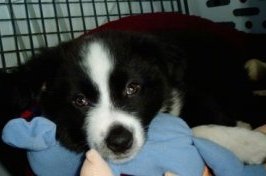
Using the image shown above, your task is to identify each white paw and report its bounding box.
[192,125,266,164]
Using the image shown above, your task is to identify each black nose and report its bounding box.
[105,125,133,153]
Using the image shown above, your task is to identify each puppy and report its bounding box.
[1,30,266,163]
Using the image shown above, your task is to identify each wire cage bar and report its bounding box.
[1,0,266,72]
[0,0,187,72]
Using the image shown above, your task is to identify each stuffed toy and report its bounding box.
[2,117,83,176]
[2,113,266,176]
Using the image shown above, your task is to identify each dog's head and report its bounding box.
[9,31,184,162]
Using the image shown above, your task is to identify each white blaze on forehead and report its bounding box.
[84,42,113,106]
[82,41,115,146]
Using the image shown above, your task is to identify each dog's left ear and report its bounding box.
[151,32,186,85]
[0,46,62,121]
[20,47,61,93]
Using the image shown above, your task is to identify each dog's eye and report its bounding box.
[73,94,89,107]
[125,82,141,96]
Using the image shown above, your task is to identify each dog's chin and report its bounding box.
[107,150,139,164]
[95,140,144,163]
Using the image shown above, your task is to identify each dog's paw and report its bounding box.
[193,125,266,164]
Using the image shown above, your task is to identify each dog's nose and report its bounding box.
[106,125,133,153]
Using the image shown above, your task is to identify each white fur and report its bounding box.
[159,89,183,116]
[169,89,182,116]
[82,42,144,162]
[86,42,113,107]
[193,125,266,164]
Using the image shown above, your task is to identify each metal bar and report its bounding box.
[7,0,21,66]
[115,0,122,18]
[38,1,48,47]
[2,48,42,54]
[183,0,190,14]
[149,0,154,13]
[0,13,143,22]
[52,1,61,43]
[66,0,75,39]
[127,0,132,15]
[104,0,110,22]
[0,32,7,71]
[170,0,175,12]
[0,1,135,5]
[24,1,35,56]
[28,1,45,49]
[79,0,87,33]
[0,30,86,40]
[91,0,99,27]
[138,0,144,14]
[176,0,182,13]
[160,0,165,12]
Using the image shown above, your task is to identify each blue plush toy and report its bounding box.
[2,117,83,176]
[2,113,266,176]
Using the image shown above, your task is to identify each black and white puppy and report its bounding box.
[1,30,266,164]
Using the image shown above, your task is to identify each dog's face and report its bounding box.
[23,31,183,162]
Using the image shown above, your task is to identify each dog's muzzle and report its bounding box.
[105,124,133,153]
